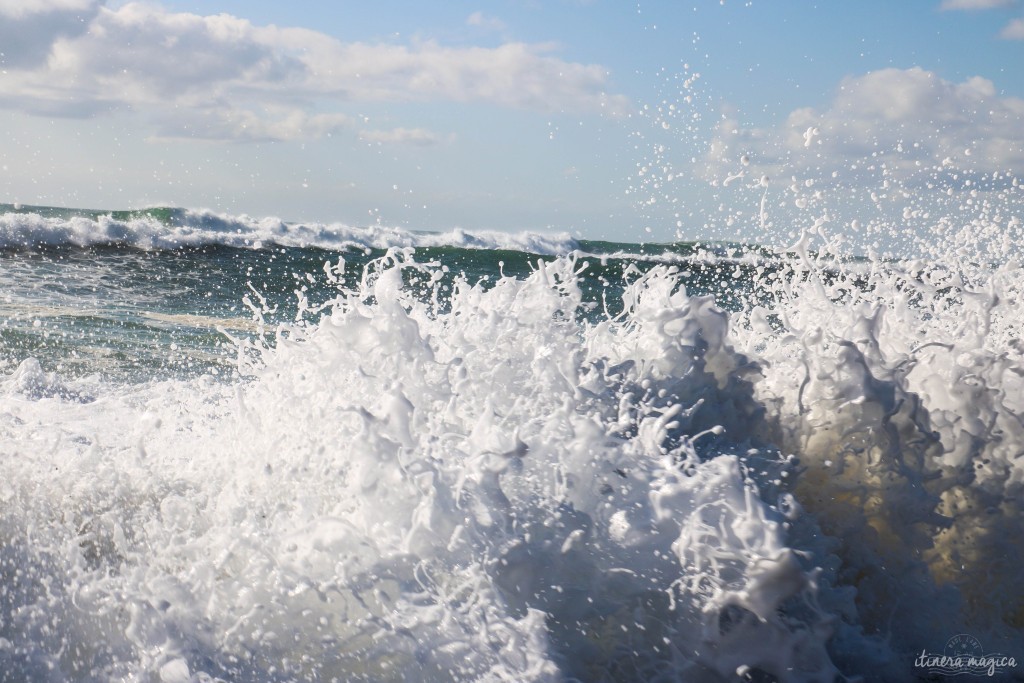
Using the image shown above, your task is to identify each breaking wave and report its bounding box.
[1,241,1022,681]
[0,205,579,256]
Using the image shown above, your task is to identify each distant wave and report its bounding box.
[1,204,817,266]
[0,205,580,256]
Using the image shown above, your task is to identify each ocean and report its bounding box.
[1,203,1022,681]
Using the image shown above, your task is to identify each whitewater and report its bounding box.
[1,205,1023,682]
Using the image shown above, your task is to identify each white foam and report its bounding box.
[0,254,837,681]
[1,247,1022,681]
[0,209,579,255]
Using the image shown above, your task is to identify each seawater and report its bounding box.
[0,207,1022,682]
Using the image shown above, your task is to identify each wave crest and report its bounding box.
[0,206,578,255]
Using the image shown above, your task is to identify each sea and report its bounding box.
[0,202,1022,682]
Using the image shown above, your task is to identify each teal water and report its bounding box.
[0,205,774,382]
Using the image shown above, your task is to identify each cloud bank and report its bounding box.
[0,2,629,142]
[704,67,1024,186]
[0,0,101,68]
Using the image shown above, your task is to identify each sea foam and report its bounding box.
[0,242,1022,681]
[0,208,578,255]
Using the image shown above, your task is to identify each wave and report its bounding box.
[0,204,810,267]
[0,204,580,255]
[1,247,1022,681]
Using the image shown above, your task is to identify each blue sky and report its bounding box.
[1,0,1022,245]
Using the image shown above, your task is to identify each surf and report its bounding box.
[1,234,1021,680]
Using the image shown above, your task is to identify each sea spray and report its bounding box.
[217,251,839,680]
[1,241,1023,680]
[1,251,838,681]
[731,234,1024,675]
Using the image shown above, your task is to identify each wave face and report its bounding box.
[1,238,1022,681]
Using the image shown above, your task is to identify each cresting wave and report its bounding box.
[0,206,579,256]
[1,242,1022,681]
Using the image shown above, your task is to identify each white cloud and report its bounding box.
[467,11,506,31]
[0,0,100,67]
[704,67,1024,185]
[359,127,447,146]
[1000,17,1024,37]
[939,0,1014,9]
[0,2,629,142]
[0,0,97,19]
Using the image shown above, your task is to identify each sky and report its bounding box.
[1,0,1022,246]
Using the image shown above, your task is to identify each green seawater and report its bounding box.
[0,204,787,383]
[0,202,183,225]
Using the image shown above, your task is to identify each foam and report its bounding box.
[0,253,837,681]
[0,208,579,255]
[0,245,1022,681]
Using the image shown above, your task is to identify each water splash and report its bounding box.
[1,240,1023,680]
